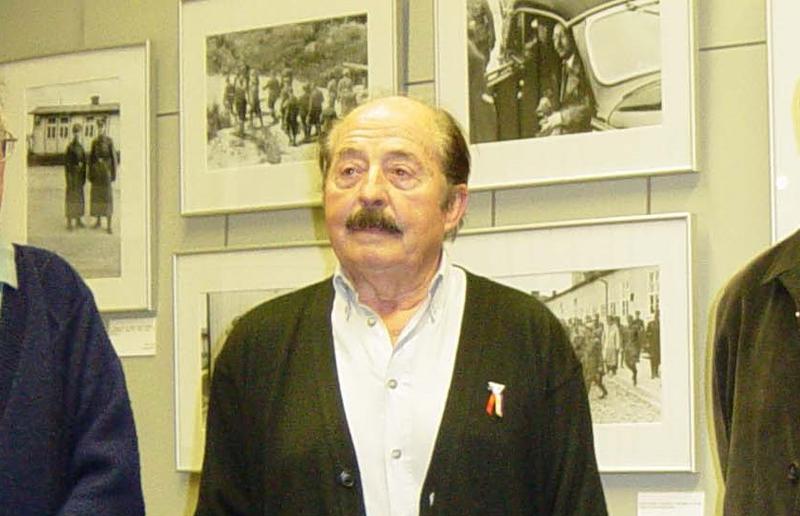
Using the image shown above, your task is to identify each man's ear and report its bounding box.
[443,183,469,233]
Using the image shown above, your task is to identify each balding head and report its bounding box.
[319,96,470,194]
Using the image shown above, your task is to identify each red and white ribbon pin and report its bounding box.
[485,381,506,418]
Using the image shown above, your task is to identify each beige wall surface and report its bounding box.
[0,0,773,514]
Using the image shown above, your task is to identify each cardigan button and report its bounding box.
[337,469,355,488]
[788,462,800,484]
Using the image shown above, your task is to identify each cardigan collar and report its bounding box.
[761,229,800,299]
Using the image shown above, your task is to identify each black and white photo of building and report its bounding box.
[28,95,120,160]
[25,78,122,279]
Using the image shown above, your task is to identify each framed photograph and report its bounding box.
[179,0,398,215]
[436,0,696,188]
[768,0,800,242]
[447,213,694,472]
[173,242,335,471]
[0,43,152,312]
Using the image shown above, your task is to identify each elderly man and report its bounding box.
[0,104,143,512]
[196,96,607,515]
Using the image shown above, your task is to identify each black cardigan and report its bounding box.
[196,271,606,515]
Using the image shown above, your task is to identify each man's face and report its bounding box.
[323,98,467,277]
[537,21,551,44]
[553,24,573,59]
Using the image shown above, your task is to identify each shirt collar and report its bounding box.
[332,251,451,322]
[0,240,18,290]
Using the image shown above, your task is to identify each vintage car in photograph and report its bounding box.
[478,0,661,142]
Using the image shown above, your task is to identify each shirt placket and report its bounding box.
[384,338,415,516]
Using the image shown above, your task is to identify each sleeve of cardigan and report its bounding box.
[538,315,608,516]
[57,282,145,515]
[711,286,740,478]
[195,332,254,516]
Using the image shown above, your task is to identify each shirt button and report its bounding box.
[788,462,800,483]
[337,469,355,488]
[391,449,402,459]
[387,379,398,389]
[367,317,377,327]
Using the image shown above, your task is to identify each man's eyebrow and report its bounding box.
[383,150,423,166]
[333,147,365,161]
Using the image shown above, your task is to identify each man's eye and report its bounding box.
[340,167,357,176]
[391,168,410,177]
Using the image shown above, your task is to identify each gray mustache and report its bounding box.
[345,209,402,234]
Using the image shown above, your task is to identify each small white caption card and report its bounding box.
[107,317,156,357]
[638,492,704,516]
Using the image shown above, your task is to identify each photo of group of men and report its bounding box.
[204,14,369,171]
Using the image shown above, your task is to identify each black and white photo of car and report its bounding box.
[468,0,661,143]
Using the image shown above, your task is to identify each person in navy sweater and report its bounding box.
[0,105,144,514]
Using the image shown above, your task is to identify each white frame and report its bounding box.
[435,0,697,189]
[447,213,694,472]
[0,43,153,312]
[173,242,336,471]
[179,0,398,215]
[768,0,800,242]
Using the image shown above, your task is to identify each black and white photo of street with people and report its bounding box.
[205,14,369,170]
[495,266,662,424]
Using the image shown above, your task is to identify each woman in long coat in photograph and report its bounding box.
[603,315,621,375]
[63,123,86,230]
[89,118,117,234]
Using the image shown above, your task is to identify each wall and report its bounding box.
[0,0,770,514]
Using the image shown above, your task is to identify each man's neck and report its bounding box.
[347,257,440,313]
[341,252,443,343]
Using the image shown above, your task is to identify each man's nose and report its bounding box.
[358,166,388,207]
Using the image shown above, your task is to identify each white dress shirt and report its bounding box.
[331,253,467,516]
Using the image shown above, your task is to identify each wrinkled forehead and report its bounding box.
[330,99,443,163]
